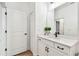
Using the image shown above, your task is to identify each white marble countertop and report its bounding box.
[37,34,79,47]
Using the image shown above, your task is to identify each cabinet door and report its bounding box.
[47,46,54,56]
[38,39,47,56]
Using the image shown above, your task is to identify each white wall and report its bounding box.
[35,2,55,34]
[30,2,48,55]
[6,2,35,15]
[47,9,55,34]
[36,2,47,35]
[30,2,55,55]
[55,3,78,36]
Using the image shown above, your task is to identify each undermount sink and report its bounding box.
[42,34,78,41]
[45,34,61,39]
[38,34,79,47]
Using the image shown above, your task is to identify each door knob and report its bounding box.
[24,33,27,35]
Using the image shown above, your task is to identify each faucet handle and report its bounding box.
[54,32,58,37]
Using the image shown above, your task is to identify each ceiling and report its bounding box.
[48,2,66,10]
[0,2,66,11]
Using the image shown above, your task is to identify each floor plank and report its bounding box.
[15,50,33,56]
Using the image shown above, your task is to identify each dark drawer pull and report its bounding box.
[57,46,64,50]
[62,48,64,50]
[45,46,47,51]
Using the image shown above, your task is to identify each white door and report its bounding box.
[7,8,27,56]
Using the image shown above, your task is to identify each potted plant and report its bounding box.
[48,27,51,32]
[44,27,51,35]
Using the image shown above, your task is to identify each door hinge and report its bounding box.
[5,30,7,33]
[5,12,7,15]
[5,48,7,51]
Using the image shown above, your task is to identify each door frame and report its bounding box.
[0,3,7,56]
[27,11,34,50]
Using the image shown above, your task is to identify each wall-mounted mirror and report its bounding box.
[56,18,64,35]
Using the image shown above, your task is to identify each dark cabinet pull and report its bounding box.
[57,46,64,50]
[45,47,47,51]
[45,46,49,53]
[61,48,64,50]
[57,46,59,48]
[47,47,49,53]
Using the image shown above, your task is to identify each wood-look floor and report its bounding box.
[15,50,33,56]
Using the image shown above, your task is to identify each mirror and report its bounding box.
[56,18,64,35]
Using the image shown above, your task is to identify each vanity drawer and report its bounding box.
[54,43,70,54]
[38,37,54,47]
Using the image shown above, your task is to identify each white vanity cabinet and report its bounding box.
[37,38,63,56]
[37,36,78,56]
[37,37,68,56]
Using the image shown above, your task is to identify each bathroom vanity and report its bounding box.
[37,35,79,56]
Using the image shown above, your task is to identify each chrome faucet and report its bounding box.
[54,32,58,37]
